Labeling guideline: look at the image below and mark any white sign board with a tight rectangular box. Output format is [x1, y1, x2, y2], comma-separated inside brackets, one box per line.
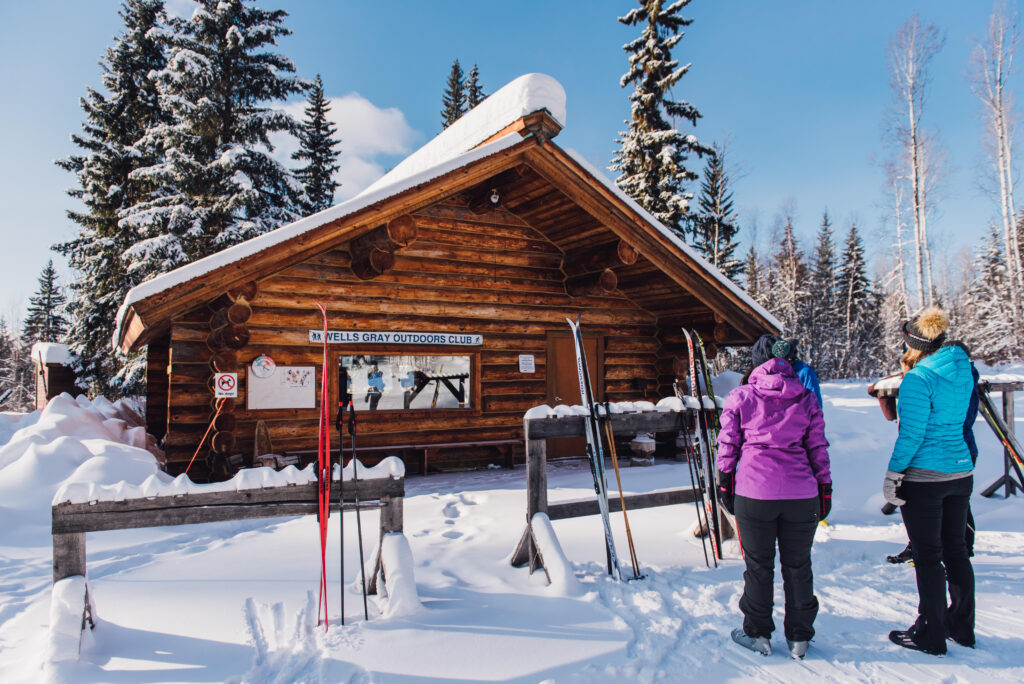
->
[518, 354, 535, 373]
[309, 330, 482, 346]
[246, 366, 316, 410]
[214, 373, 238, 398]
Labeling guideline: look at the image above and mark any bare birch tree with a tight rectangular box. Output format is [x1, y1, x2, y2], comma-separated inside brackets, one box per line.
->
[970, 2, 1023, 335]
[887, 15, 945, 309]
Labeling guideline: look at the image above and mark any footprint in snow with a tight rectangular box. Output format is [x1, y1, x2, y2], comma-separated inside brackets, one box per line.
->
[442, 501, 460, 519]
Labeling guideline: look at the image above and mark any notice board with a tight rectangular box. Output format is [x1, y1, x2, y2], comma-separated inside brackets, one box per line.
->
[246, 366, 316, 410]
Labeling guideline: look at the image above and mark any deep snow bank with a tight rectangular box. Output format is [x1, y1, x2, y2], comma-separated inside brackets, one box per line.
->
[0, 394, 165, 544]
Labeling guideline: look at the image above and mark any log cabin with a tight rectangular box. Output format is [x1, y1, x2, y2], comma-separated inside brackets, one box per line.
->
[113, 74, 781, 480]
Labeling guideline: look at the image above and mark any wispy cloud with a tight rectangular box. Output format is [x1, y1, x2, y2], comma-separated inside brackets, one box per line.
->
[271, 93, 422, 201]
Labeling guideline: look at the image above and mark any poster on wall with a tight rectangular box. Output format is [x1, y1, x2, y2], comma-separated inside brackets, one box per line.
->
[246, 365, 316, 410]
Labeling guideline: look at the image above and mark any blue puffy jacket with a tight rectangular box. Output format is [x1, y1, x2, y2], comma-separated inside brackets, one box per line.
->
[888, 344, 975, 474]
[791, 359, 823, 408]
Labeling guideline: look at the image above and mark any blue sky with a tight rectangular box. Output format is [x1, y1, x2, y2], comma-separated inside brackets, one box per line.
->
[0, 0, 1012, 323]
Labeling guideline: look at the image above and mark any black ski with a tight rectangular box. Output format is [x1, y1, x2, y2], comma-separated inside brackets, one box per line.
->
[567, 315, 622, 580]
[674, 379, 711, 568]
[682, 328, 722, 562]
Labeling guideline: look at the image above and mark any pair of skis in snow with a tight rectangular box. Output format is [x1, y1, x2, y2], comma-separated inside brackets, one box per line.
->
[977, 382, 1024, 496]
[677, 329, 726, 567]
[567, 315, 642, 581]
[314, 302, 369, 630]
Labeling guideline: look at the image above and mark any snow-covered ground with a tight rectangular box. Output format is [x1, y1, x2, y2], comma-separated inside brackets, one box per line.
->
[1, 381, 1023, 683]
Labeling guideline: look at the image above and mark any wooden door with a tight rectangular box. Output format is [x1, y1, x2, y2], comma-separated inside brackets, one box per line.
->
[546, 330, 603, 458]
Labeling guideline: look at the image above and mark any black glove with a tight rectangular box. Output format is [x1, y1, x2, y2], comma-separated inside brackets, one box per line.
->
[717, 469, 735, 516]
[819, 482, 832, 519]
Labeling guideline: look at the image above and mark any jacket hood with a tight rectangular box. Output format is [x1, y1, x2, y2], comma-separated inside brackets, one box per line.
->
[748, 358, 806, 400]
[914, 343, 972, 388]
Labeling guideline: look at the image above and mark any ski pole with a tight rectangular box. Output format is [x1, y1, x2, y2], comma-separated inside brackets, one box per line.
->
[675, 382, 711, 568]
[347, 399, 370, 620]
[313, 301, 332, 630]
[337, 364, 347, 626]
[603, 402, 642, 579]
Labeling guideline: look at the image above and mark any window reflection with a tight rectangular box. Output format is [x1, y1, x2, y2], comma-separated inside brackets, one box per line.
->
[340, 355, 471, 411]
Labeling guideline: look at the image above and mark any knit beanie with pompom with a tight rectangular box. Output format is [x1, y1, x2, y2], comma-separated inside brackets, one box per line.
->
[902, 306, 949, 352]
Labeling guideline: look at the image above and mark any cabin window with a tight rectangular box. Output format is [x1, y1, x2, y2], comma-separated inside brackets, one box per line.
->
[339, 354, 472, 411]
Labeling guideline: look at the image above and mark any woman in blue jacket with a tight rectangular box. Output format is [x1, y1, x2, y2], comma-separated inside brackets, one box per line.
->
[882, 307, 975, 655]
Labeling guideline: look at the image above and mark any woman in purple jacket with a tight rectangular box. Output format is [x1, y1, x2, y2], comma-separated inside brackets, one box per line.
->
[717, 335, 832, 659]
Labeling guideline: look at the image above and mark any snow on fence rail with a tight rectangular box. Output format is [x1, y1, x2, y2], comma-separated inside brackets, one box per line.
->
[50, 466, 409, 659]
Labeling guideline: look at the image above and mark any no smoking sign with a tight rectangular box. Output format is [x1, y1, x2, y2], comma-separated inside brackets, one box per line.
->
[214, 372, 238, 398]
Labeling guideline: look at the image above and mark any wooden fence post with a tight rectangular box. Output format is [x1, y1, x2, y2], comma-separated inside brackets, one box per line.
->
[52, 533, 86, 583]
[510, 418, 547, 570]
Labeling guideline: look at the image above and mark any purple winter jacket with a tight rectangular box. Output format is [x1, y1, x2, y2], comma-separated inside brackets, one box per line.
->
[716, 358, 831, 500]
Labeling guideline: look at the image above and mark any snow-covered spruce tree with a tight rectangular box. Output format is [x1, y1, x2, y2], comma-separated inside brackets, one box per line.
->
[54, 0, 167, 397]
[466, 63, 486, 109]
[124, 0, 307, 288]
[964, 225, 1018, 363]
[21, 261, 69, 347]
[764, 219, 811, 352]
[806, 212, 839, 378]
[743, 244, 766, 304]
[612, 0, 713, 237]
[836, 223, 881, 377]
[0, 318, 35, 413]
[691, 144, 741, 281]
[441, 59, 466, 129]
[293, 74, 341, 214]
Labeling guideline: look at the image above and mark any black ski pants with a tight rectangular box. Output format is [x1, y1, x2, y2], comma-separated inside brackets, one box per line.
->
[899, 476, 975, 651]
[734, 495, 819, 641]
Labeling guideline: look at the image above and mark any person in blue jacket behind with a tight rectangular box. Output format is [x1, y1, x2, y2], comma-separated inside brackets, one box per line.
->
[785, 339, 822, 408]
[882, 307, 976, 655]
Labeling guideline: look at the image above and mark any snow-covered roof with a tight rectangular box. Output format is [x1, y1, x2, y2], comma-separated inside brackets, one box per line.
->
[30, 342, 74, 366]
[361, 73, 566, 195]
[113, 133, 525, 349]
[114, 72, 777, 349]
[113, 74, 569, 350]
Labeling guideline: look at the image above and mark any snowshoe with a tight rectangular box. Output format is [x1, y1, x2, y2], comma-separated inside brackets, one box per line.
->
[786, 639, 809, 660]
[731, 627, 771, 656]
[886, 544, 914, 565]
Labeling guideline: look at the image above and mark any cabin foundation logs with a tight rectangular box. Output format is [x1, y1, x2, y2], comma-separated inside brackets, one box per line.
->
[561, 239, 638, 297]
[206, 285, 254, 476]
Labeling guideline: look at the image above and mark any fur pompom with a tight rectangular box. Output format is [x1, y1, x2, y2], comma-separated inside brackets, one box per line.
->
[915, 306, 949, 340]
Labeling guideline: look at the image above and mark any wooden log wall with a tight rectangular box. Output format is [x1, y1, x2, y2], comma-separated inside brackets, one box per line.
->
[162, 201, 667, 474]
[145, 336, 170, 441]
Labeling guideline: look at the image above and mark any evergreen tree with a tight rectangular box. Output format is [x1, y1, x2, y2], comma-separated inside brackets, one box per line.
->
[122, 0, 307, 287]
[0, 318, 35, 413]
[836, 223, 881, 377]
[807, 212, 839, 378]
[964, 225, 1018, 363]
[21, 261, 69, 346]
[466, 63, 486, 109]
[765, 218, 811, 348]
[440, 59, 466, 128]
[54, 0, 167, 396]
[743, 244, 766, 304]
[293, 74, 341, 213]
[691, 144, 741, 280]
[611, 0, 712, 236]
